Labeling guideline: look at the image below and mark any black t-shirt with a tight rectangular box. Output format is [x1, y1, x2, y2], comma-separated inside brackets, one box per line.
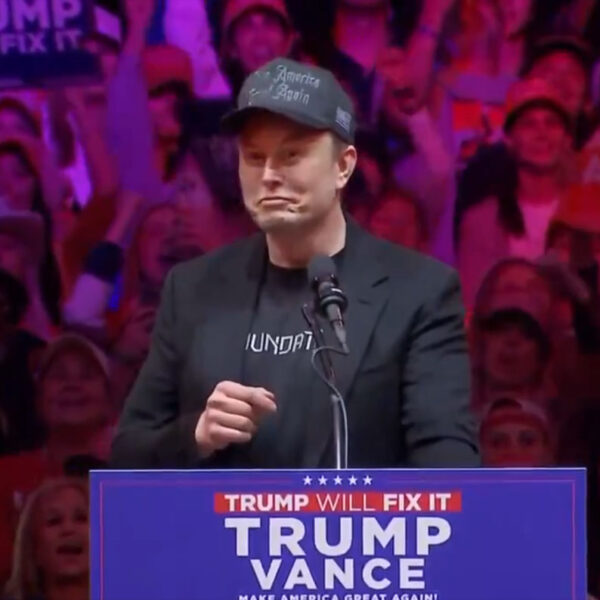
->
[239, 254, 342, 467]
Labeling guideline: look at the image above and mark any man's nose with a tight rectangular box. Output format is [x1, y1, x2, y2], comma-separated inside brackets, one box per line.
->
[261, 160, 283, 189]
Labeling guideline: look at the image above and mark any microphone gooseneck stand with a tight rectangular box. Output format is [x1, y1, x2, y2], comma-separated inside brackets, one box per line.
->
[302, 303, 350, 470]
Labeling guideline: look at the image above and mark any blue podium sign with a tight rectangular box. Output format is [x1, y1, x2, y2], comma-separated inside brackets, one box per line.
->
[90, 468, 586, 600]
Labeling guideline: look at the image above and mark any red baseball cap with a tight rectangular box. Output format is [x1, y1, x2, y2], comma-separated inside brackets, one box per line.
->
[222, 0, 291, 35]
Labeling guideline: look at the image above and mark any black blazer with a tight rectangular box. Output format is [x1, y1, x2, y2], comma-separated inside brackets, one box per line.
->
[111, 220, 479, 469]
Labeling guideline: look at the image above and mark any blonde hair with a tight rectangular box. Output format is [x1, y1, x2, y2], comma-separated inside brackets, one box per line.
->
[3, 478, 89, 600]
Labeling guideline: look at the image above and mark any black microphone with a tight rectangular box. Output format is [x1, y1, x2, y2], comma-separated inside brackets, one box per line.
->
[307, 255, 349, 354]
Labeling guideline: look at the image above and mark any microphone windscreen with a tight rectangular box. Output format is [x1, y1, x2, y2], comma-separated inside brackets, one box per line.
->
[307, 254, 337, 287]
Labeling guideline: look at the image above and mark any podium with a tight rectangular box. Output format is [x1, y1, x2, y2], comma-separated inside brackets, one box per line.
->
[90, 468, 586, 600]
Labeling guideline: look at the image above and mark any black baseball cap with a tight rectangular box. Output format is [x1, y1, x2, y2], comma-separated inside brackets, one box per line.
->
[221, 57, 356, 144]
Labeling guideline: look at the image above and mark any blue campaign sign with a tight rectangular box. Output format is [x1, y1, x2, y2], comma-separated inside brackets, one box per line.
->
[0, 0, 99, 88]
[90, 468, 586, 600]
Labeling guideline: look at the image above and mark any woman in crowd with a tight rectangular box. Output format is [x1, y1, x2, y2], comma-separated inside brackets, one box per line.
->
[0, 334, 112, 582]
[3, 478, 88, 600]
[457, 77, 574, 306]
[479, 397, 555, 467]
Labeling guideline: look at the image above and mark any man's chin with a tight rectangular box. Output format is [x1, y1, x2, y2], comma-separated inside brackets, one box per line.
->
[252, 212, 307, 233]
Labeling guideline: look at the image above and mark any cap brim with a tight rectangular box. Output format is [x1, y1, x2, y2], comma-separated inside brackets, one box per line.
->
[39, 334, 110, 381]
[221, 105, 349, 141]
[504, 99, 573, 133]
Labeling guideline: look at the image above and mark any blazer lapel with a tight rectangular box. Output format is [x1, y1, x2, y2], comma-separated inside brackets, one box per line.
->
[301, 220, 390, 468]
[196, 235, 266, 388]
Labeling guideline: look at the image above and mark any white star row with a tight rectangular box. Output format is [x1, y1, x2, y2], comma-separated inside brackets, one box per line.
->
[303, 475, 373, 486]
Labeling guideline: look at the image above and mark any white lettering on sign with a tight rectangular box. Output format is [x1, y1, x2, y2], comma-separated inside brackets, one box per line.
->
[0, 0, 81, 31]
[224, 517, 452, 592]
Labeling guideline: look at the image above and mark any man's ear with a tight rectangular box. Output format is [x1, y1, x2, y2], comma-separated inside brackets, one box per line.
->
[336, 145, 358, 191]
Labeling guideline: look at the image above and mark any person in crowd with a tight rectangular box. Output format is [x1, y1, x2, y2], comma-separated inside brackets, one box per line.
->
[47, 27, 120, 197]
[0, 334, 113, 583]
[107, 0, 254, 224]
[0, 269, 45, 456]
[179, 0, 302, 143]
[219, 0, 298, 96]
[542, 182, 600, 404]
[326, 0, 397, 122]
[479, 397, 555, 467]
[455, 33, 594, 259]
[311, 1, 456, 242]
[106, 0, 195, 206]
[375, 45, 455, 239]
[458, 77, 574, 306]
[3, 478, 89, 600]
[424, 0, 538, 166]
[408, 0, 569, 265]
[161, 0, 230, 99]
[368, 186, 429, 252]
[63, 187, 211, 405]
[547, 182, 600, 293]
[470, 280, 554, 411]
[0, 199, 58, 340]
[0, 86, 119, 297]
[143, 45, 195, 178]
[471, 253, 600, 417]
[169, 137, 256, 248]
[525, 34, 594, 147]
[108, 38, 194, 200]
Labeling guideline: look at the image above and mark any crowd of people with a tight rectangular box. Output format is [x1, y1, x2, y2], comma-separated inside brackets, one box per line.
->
[1, 0, 600, 597]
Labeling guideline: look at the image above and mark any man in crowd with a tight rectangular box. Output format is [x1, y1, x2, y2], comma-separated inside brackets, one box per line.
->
[111, 57, 478, 470]
[219, 0, 298, 95]
[458, 77, 574, 305]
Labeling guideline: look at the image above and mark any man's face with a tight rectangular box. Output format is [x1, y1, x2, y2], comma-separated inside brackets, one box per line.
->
[508, 107, 570, 173]
[231, 9, 293, 75]
[481, 420, 551, 467]
[238, 113, 356, 233]
[529, 51, 588, 116]
[482, 322, 544, 389]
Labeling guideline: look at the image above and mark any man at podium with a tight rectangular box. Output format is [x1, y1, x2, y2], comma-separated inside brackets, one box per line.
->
[111, 58, 479, 470]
